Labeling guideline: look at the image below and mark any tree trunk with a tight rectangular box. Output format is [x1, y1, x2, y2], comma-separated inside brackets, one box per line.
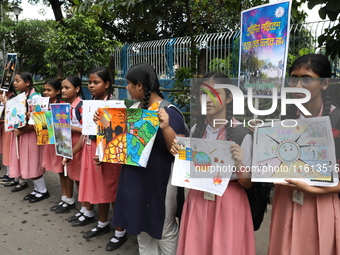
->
[49, 0, 64, 22]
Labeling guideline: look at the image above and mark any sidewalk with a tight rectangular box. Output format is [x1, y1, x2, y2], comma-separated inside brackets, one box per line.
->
[0, 167, 270, 255]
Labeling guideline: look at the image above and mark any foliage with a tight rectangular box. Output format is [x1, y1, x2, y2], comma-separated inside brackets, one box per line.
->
[169, 67, 192, 114]
[44, 13, 119, 77]
[0, 19, 56, 76]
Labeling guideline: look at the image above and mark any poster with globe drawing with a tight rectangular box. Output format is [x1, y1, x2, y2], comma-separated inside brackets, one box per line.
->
[4, 92, 27, 131]
[252, 117, 339, 186]
[96, 108, 160, 167]
[239, 1, 291, 98]
[172, 137, 235, 196]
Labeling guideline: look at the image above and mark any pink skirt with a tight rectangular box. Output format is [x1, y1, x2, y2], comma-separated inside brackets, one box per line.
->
[78, 138, 121, 204]
[268, 185, 340, 255]
[9, 131, 45, 179]
[66, 132, 82, 181]
[2, 129, 12, 166]
[42, 144, 63, 173]
[0, 123, 3, 154]
[177, 181, 256, 255]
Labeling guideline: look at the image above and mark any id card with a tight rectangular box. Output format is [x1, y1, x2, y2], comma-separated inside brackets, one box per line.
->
[292, 190, 304, 205]
[86, 136, 91, 145]
[204, 192, 215, 201]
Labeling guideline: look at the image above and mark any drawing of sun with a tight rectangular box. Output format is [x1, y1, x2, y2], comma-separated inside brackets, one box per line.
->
[255, 122, 332, 181]
[275, 7, 284, 18]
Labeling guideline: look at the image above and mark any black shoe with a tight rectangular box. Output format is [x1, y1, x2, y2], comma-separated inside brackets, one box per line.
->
[1, 177, 14, 184]
[0, 174, 8, 180]
[11, 182, 28, 192]
[29, 191, 50, 203]
[83, 224, 110, 238]
[50, 202, 64, 211]
[105, 233, 127, 251]
[4, 180, 19, 187]
[55, 202, 75, 214]
[71, 215, 95, 227]
[23, 190, 38, 201]
[66, 212, 83, 222]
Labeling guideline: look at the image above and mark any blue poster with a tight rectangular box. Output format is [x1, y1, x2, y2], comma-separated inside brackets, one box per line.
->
[239, 1, 291, 98]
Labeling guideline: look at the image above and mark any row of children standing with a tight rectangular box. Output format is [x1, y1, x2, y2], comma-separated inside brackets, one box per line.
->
[1, 55, 340, 255]
[0, 68, 127, 251]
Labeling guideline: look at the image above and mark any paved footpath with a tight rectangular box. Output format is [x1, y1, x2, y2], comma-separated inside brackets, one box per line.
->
[0, 167, 270, 255]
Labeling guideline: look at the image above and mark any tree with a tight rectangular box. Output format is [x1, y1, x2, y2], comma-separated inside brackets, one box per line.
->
[44, 13, 119, 77]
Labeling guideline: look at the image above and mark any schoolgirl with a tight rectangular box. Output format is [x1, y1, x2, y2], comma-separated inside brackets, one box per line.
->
[9, 72, 49, 203]
[64, 68, 125, 251]
[267, 54, 340, 255]
[50, 76, 83, 213]
[40, 78, 71, 213]
[111, 63, 186, 254]
[171, 73, 255, 255]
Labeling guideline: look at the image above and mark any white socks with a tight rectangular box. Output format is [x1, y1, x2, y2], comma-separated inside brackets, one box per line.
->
[32, 176, 47, 193]
[65, 197, 75, 205]
[78, 209, 94, 221]
[91, 221, 109, 232]
[110, 230, 126, 243]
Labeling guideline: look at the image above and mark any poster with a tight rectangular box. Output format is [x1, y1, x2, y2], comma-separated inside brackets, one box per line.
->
[82, 100, 125, 135]
[1, 53, 18, 91]
[32, 111, 55, 145]
[27, 97, 49, 125]
[252, 117, 339, 186]
[239, 1, 291, 97]
[96, 108, 159, 167]
[4, 92, 27, 131]
[171, 137, 235, 196]
[50, 103, 72, 159]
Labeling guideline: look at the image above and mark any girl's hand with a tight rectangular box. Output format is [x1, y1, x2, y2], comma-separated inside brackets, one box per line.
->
[93, 110, 99, 123]
[93, 155, 102, 166]
[248, 119, 262, 133]
[62, 158, 72, 166]
[230, 143, 243, 167]
[158, 108, 170, 130]
[170, 139, 180, 156]
[13, 128, 26, 136]
[276, 179, 314, 193]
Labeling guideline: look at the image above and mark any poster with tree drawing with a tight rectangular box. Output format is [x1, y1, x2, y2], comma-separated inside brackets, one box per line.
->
[172, 137, 235, 196]
[4, 92, 27, 131]
[252, 117, 339, 186]
[96, 108, 159, 167]
[50, 103, 72, 159]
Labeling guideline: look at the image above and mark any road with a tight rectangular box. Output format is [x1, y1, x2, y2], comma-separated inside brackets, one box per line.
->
[0, 167, 270, 255]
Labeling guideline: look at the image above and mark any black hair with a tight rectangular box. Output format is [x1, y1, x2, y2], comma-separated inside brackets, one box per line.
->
[64, 75, 84, 99]
[88, 67, 113, 99]
[44, 78, 62, 102]
[192, 72, 234, 141]
[126, 63, 163, 109]
[284, 54, 332, 119]
[17, 72, 34, 95]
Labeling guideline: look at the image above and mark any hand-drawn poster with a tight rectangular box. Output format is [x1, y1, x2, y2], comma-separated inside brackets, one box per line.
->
[27, 97, 49, 125]
[96, 108, 159, 167]
[32, 111, 55, 145]
[50, 103, 72, 159]
[82, 100, 125, 135]
[4, 92, 27, 131]
[172, 137, 235, 196]
[1, 53, 18, 91]
[239, 1, 291, 97]
[252, 117, 339, 186]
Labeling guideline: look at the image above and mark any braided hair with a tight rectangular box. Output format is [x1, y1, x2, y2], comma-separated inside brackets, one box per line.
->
[126, 63, 163, 109]
[192, 72, 234, 141]
[88, 67, 114, 99]
[283, 54, 332, 119]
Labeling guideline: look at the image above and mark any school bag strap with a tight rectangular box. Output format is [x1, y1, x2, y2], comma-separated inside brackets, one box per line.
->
[159, 100, 189, 137]
[74, 100, 83, 124]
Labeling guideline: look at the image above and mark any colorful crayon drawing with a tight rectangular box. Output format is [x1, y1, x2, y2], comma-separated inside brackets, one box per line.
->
[27, 97, 49, 125]
[239, 1, 291, 98]
[252, 117, 339, 186]
[96, 108, 159, 167]
[32, 111, 49, 145]
[4, 92, 27, 131]
[45, 111, 55, 144]
[82, 100, 125, 135]
[1, 53, 18, 91]
[172, 137, 234, 196]
[50, 103, 72, 159]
